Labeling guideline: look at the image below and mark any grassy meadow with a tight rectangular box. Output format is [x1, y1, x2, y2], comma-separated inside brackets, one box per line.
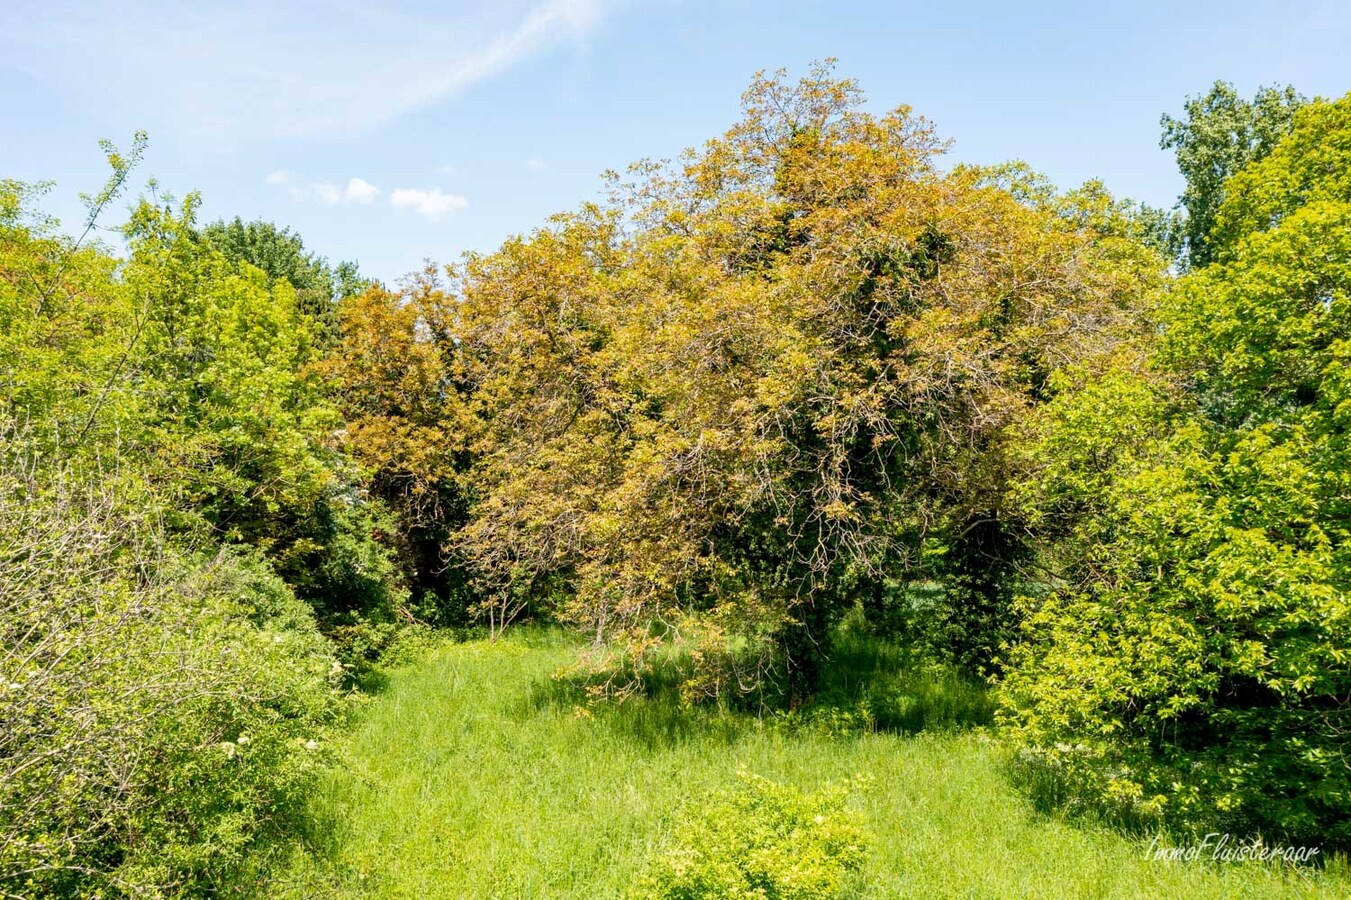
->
[263, 629, 1348, 899]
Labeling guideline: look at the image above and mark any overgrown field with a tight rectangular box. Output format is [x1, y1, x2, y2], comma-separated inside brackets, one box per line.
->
[266, 630, 1348, 898]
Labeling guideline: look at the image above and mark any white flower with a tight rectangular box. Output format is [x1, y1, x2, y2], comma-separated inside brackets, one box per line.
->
[304, 739, 319, 751]
[236, 735, 251, 745]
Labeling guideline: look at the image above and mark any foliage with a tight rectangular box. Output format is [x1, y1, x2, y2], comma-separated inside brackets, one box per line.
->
[0, 174, 143, 456]
[450, 62, 1162, 693]
[316, 270, 472, 623]
[125, 195, 407, 625]
[1210, 94, 1351, 261]
[8, 66, 1351, 895]
[0, 447, 341, 897]
[1160, 80, 1304, 268]
[633, 772, 870, 900]
[0, 154, 385, 896]
[201, 216, 366, 344]
[2, 174, 405, 626]
[1002, 95, 1351, 848]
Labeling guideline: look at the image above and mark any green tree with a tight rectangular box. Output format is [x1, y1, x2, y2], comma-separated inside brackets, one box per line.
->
[1004, 93, 1351, 848]
[0, 139, 149, 458]
[123, 197, 406, 627]
[1210, 93, 1351, 260]
[1160, 80, 1304, 268]
[1, 147, 345, 897]
[200, 216, 366, 345]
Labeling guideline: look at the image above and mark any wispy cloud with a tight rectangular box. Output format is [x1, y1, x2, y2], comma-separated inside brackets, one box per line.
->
[266, 171, 467, 222]
[3, 0, 607, 142]
[526, 157, 550, 173]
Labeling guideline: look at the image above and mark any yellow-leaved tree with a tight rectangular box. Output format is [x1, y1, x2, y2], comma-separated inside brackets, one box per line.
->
[413, 63, 1163, 699]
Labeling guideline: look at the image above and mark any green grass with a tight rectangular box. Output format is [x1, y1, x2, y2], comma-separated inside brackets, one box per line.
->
[264, 628, 1348, 898]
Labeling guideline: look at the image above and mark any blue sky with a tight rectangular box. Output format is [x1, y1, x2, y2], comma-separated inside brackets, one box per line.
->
[2, 0, 1349, 283]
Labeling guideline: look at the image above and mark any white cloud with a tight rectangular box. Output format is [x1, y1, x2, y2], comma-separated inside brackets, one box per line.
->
[344, 177, 382, 204]
[3, 0, 608, 142]
[265, 172, 467, 220]
[526, 157, 550, 173]
[390, 188, 470, 222]
[313, 182, 343, 206]
[267, 172, 384, 206]
[263, 169, 313, 201]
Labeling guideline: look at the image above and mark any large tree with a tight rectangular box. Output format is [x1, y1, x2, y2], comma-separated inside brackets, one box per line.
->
[201, 216, 366, 344]
[1004, 93, 1351, 848]
[448, 64, 1163, 696]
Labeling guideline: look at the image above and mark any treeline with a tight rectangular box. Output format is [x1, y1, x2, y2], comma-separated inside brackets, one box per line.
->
[1, 64, 1347, 895]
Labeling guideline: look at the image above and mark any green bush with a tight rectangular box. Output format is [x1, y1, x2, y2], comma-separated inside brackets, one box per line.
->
[633, 773, 870, 899]
[0, 461, 342, 897]
[1003, 369, 1350, 846]
[1000, 97, 1351, 851]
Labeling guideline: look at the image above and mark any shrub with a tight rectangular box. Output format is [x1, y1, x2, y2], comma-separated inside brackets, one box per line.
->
[633, 773, 870, 899]
[0, 458, 342, 897]
[1003, 365, 1351, 847]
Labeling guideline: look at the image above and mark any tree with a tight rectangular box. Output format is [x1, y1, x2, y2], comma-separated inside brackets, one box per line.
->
[317, 270, 473, 622]
[1160, 80, 1304, 269]
[451, 63, 1162, 694]
[0, 139, 148, 459]
[1, 149, 344, 897]
[1209, 93, 1351, 260]
[1004, 93, 1351, 848]
[200, 216, 366, 345]
[122, 197, 406, 626]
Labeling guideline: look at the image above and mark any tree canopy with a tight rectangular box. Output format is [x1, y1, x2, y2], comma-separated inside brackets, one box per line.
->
[1159, 80, 1305, 268]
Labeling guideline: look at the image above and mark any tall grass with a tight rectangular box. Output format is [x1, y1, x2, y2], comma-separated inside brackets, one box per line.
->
[264, 628, 1348, 898]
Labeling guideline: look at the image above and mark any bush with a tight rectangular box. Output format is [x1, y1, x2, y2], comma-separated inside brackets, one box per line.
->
[0, 459, 342, 897]
[633, 773, 870, 899]
[1003, 367, 1351, 848]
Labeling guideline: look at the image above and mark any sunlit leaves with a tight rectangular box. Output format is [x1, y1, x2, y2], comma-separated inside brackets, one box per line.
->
[451, 63, 1162, 689]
